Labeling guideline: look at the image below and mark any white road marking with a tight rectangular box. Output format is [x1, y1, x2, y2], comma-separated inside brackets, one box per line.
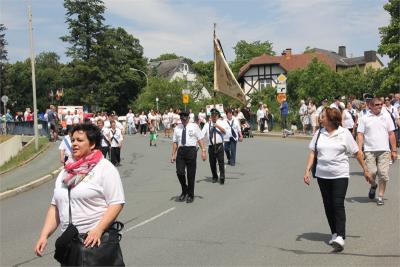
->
[124, 207, 176, 233]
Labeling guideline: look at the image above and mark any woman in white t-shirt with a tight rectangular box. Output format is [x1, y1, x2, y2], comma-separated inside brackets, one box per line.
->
[304, 107, 371, 253]
[342, 101, 357, 138]
[162, 110, 171, 138]
[139, 111, 148, 135]
[35, 123, 125, 265]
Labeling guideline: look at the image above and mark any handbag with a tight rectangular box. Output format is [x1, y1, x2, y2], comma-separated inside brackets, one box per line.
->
[69, 221, 125, 266]
[311, 129, 321, 178]
[54, 187, 79, 264]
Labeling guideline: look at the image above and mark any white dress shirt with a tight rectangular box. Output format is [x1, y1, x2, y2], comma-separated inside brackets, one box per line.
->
[173, 123, 202, 147]
[202, 120, 226, 145]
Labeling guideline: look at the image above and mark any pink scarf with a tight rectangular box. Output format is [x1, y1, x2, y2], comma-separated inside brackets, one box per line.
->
[63, 149, 104, 188]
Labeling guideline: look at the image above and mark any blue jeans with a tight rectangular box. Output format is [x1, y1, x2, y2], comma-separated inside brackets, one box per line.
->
[224, 139, 237, 165]
[128, 122, 135, 134]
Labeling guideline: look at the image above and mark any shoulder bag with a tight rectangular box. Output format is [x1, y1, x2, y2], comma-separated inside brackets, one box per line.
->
[54, 187, 125, 266]
[311, 129, 322, 178]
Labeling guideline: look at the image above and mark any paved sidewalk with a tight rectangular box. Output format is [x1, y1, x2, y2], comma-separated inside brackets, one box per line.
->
[0, 141, 62, 193]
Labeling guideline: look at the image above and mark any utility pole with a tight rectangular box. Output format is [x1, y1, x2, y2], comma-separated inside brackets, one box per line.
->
[28, 5, 39, 151]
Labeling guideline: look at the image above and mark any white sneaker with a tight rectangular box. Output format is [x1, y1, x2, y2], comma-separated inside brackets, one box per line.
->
[328, 233, 337, 245]
[331, 236, 345, 252]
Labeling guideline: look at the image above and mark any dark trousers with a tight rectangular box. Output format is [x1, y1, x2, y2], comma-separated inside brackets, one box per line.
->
[100, 146, 110, 159]
[209, 144, 225, 180]
[259, 118, 265, 132]
[111, 147, 121, 165]
[176, 147, 197, 197]
[281, 114, 287, 130]
[140, 124, 147, 135]
[224, 139, 237, 165]
[317, 178, 348, 238]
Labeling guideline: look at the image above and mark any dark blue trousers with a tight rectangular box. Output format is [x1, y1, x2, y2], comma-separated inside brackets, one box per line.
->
[224, 139, 237, 166]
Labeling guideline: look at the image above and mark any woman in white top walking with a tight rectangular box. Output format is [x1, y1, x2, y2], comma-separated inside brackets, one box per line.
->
[304, 107, 371, 252]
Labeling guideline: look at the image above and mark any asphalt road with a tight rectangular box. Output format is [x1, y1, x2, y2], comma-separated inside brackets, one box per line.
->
[0, 134, 399, 266]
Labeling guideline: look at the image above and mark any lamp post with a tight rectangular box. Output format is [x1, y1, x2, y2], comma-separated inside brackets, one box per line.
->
[130, 67, 148, 89]
[155, 97, 159, 111]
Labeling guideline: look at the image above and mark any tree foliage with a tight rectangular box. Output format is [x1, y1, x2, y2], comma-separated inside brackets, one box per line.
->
[231, 40, 275, 76]
[0, 24, 8, 107]
[61, 0, 106, 61]
[378, 0, 400, 94]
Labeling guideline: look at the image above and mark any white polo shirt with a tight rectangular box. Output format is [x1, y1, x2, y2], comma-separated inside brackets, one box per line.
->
[65, 115, 73, 126]
[343, 109, 356, 129]
[139, 115, 147, 125]
[126, 112, 134, 124]
[173, 122, 202, 147]
[51, 158, 125, 233]
[202, 120, 226, 145]
[72, 114, 80, 124]
[309, 127, 359, 179]
[357, 110, 394, 152]
[109, 128, 123, 147]
[224, 118, 241, 142]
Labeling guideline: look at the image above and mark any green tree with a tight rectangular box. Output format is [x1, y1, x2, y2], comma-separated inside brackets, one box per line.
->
[150, 53, 180, 62]
[378, 0, 400, 94]
[61, 0, 106, 61]
[231, 40, 275, 76]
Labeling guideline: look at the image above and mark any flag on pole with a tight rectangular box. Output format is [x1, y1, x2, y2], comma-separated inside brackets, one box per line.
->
[213, 37, 246, 105]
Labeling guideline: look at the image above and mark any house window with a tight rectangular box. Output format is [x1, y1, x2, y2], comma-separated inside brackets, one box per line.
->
[259, 79, 271, 89]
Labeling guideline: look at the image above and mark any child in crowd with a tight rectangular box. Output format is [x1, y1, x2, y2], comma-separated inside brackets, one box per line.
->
[290, 121, 298, 135]
[149, 119, 157, 147]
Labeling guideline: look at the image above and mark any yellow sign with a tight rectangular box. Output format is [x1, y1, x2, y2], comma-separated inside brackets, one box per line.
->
[277, 73, 287, 83]
[182, 94, 189, 104]
[276, 93, 286, 103]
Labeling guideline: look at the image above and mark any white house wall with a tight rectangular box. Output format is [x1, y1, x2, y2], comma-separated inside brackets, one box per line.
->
[241, 65, 286, 97]
[171, 72, 197, 83]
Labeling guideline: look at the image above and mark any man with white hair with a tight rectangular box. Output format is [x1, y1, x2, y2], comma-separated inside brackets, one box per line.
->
[299, 100, 308, 134]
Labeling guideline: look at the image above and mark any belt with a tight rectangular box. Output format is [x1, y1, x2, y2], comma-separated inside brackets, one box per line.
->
[209, 143, 223, 146]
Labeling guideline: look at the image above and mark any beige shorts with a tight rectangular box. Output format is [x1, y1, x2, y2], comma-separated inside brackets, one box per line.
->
[364, 151, 390, 182]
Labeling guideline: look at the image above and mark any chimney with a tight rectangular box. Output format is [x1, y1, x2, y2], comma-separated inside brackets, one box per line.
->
[282, 48, 292, 59]
[364, 50, 376, 62]
[338, 46, 346, 57]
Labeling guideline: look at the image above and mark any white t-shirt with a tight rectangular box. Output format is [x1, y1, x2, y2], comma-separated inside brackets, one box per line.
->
[126, 112, 134, 123]
[104, 120, 111, 129]
[224, 118, 241, 141]
[342, 109, 356, 129]
[65, 115, 73, 126]
[173, 114, 181, 125]
[59, 136, 73, 158]
[72, 114, 80, 124]
[167, 112, 174, 123]
[51, 158, 125, 233]
[189, 113, 195, 123]
[198, 112, 206, 123]
[299, 104, 307, 116]
[109, 128, 123, 147]
[309, 127, 359, 179]
[139, 115, 147, 125]
[173, 123, 203, 147]
[201, 120, 226, 145]
[100, 127, 110, 147]
[162, 114, 169, 124]
[357, 110, 395, 152]
[237, 111, 245, 120]
[256, 109, 265, 121]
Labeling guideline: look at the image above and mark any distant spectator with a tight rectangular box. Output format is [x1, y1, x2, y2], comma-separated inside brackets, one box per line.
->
[280, 98, 289, 132]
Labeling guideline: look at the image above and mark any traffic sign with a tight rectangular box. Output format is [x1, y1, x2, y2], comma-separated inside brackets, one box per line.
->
[1, 95, 8, 104]
[276, 84, 286, 94]
[182, 94, 189, 104]
[277, 73, 287, 83]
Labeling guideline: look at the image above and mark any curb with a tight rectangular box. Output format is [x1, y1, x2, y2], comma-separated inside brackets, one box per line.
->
[0, 141, 52, 176]
[253, 132, 312, 140]
[0, 166, 63, 200]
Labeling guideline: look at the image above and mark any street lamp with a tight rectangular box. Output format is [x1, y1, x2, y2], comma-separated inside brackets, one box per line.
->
[155, 97, 159, 111]
[130, 67, 148, 89]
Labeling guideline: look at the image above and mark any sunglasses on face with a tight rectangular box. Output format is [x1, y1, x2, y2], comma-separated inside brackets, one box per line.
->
[374, 103, 383, 106]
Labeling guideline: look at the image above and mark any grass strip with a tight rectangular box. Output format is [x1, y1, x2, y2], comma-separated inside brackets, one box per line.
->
[0, 137, 49, 173]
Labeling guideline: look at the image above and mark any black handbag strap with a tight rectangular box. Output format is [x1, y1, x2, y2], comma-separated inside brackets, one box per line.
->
[68, 187, 72, 224]
[314, 129, 321, 155]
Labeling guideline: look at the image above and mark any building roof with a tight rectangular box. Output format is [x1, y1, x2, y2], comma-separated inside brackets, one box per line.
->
[150, 58, 192, 80]
[238, 52, 336, 79]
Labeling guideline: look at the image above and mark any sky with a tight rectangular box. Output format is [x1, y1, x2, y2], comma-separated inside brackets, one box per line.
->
[0, 0, 391, 65]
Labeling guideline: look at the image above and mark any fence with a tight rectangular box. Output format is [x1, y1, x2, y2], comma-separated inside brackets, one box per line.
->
[0, 121, 50, 136]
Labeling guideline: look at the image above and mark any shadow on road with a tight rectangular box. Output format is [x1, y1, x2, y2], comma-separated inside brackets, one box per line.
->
[346, 196, 373, 203]
[296, 232, 361, 245]
[276, 247, 400, 257]
[170, 195, 204, 202]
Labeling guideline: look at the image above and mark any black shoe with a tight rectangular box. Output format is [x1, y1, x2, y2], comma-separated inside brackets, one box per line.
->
[178, 193, 187, 202]
[220, 178, 225, 184]
[186, 196, 194, 203]
[212, 177, 218, 183]
[369, 185, 377, 199]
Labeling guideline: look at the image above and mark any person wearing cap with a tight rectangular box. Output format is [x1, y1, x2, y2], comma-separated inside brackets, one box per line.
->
[202, 108, 227, 184]
[359, 93, 373, 119]
[171, 111, 207, 203]
[224, 109, 243, 166]
[330, 96, 343, 111]
[357, 97, 397, 206]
